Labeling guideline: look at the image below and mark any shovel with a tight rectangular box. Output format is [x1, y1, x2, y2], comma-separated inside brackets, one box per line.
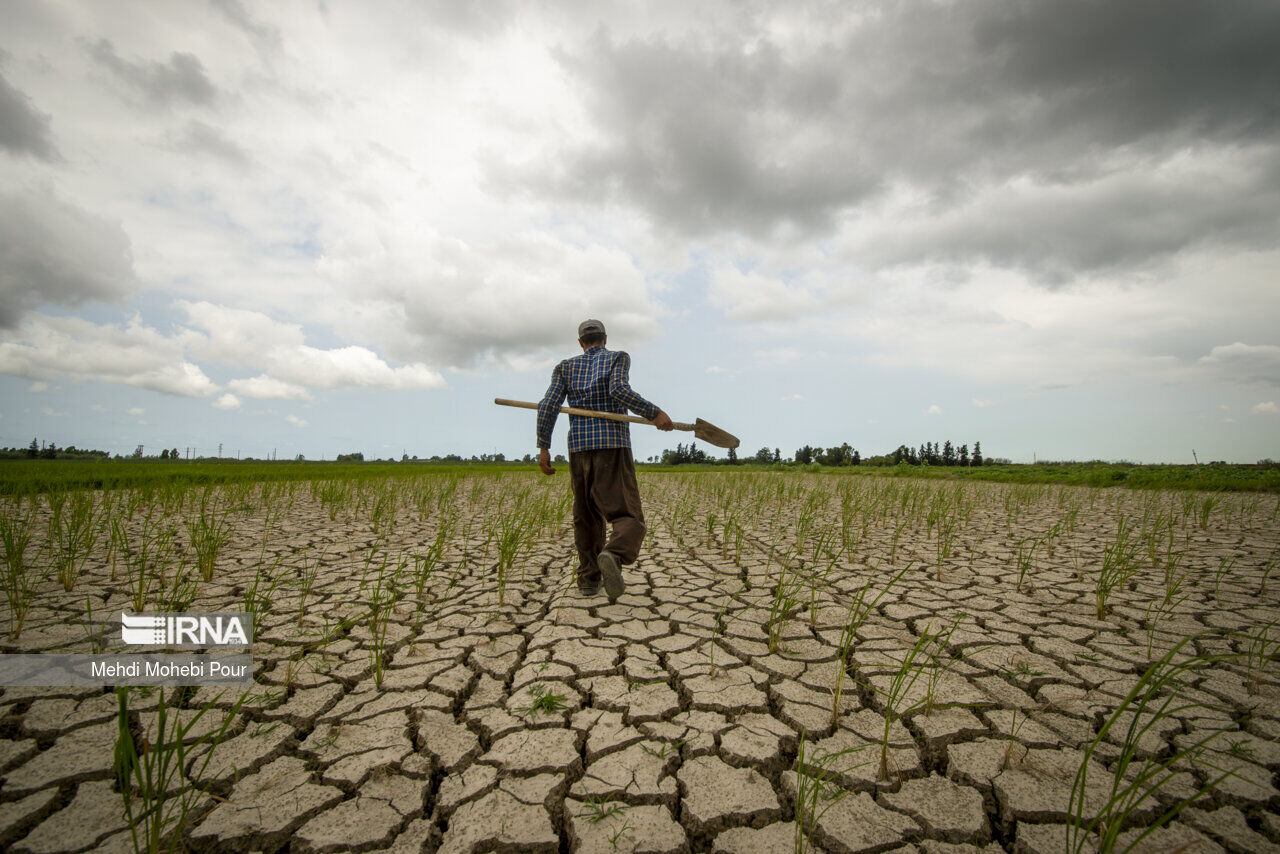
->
[494, 398, 740, 449]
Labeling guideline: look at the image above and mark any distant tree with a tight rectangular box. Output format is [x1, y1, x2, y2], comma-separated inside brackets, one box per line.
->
[161, 448, 170, 459]
[852, 449, 861, 466]
[554, 454, 566, 463]
[39, 443, 57, 460]
[171, 448, 179, 459]
[336, 452, 364, 462]
[727, 447, 737, 464]
[942, 440, 956, 466]
[959, 444, 970, 466]
[754, 446, 773, 464]
[28, 438, 38, 458]
[972, 441, 984, 466]
[132, 445, 144, 459]
[795, 446, 814, 465]
[773, 448, 781, 463]
[296, 454, 305, 461]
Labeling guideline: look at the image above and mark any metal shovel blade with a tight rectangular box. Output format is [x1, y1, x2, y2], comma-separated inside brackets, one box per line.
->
[693, 418, 740, 449]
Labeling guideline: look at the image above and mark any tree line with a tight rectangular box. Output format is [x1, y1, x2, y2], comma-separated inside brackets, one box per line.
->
[655, 440, 989, 467]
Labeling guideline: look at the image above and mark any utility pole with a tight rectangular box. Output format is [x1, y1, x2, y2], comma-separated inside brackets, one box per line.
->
[218, 442, 223, 458]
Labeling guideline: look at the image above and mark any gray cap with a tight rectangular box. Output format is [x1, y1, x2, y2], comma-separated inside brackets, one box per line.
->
[578, 318, 606, 338]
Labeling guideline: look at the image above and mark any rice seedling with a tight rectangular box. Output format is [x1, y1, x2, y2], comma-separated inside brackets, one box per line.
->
[114, 685, 246, 854]
[1066, 633, 1238, 854]
[52, 490, 102, 591]
[1212, 554, 1236, 602]
[766, 550, 806, 654]
[793, 729, 868, 854]
[154, 555, 199, 614]
[121, 517, 180, 613]
[1014, 537, 1036, 593]
[578, 793, 627, 823]
[293, 546, 323, 624]
[1143, 566, 1189, 660]
[1262, 551, 1279, 596]
[185, 504, 231, 582]
[362, 547, 406, 688]
[1240, 617, 1278, 694]
[830, 566, 907, 728]
[1196, 491, 1222, 529]
[1095, 515, 1140, 620]
[514, 683, 568, 717]
[865, 629, 936, 781]
[918, 614, 970, 715]
[0, 499, 37, 637]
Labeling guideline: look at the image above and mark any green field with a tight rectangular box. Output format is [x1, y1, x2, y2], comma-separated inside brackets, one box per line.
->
[1, 457, 1277, 495]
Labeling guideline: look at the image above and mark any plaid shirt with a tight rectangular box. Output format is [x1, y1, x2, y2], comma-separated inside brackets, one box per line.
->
[537, 345, 660, 452]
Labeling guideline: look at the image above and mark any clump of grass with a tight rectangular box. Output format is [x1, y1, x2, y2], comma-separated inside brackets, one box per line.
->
[515, 683, 568, 717]
[185, 504, 231, 582]
[579, 793, 626, 823]
[0, 499, 37, 637]
[830, 566, 907, 728]
[1066, 633, 1238, 854]
[793, 729, 867, 854]
[1240, 617, 1278, 694]
[114, 686, 246, 854]
[1095, 515, 1140, 620]
[52, 491, 102, 591]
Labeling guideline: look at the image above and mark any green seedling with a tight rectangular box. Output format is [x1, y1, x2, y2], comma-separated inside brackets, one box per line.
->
[0, 500, 37, 637]
[1096, 515, 1140, 620]
[793, 729, 868, 854]
[1213, 555, 1236, 602]
[1240, 617, 1278, 694]
[114, 685, 246, 854]
[53, 491, 101, 592]
[579, 793, 627, 823]
[830, 566, 907, 728]
[185, 506, 231, 582]
[1066, 633, 1238, 854]
[515, 683, 568, 717]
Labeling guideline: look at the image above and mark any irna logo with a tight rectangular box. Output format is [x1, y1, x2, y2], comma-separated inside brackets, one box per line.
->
[120, 612, 253, 648]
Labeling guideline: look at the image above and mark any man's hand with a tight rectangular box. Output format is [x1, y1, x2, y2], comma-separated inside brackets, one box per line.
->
[652, 410, 675, 431]
[538, 448, 556, 475]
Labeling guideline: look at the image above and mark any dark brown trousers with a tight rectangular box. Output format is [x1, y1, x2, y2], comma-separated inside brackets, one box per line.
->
[569, 447, 646, 583]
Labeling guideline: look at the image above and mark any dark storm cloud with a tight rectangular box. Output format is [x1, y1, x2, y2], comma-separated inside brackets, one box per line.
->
[0, 72, 59, 160]
[0, 190, 136, 328]
[88, 39, 218, 107]
[493, 0, 1280, 272]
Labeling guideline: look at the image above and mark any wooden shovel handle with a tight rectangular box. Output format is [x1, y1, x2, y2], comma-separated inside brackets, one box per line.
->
[494, 398, 693, 431]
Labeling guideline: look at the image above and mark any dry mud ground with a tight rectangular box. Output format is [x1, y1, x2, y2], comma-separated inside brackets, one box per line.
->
[1, 472, 1279, 853]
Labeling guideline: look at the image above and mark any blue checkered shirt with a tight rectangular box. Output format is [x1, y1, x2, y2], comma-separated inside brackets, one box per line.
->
[537, 346, 660, 452]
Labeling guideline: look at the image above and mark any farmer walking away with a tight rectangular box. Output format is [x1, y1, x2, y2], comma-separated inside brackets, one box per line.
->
[537, 319, 674, 601]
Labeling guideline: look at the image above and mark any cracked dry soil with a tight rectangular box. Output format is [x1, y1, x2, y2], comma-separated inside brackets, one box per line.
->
[2, 471, 1279, 853]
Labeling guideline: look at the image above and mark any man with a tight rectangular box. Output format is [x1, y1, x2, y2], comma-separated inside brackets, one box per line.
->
[537, 319, 673, 601]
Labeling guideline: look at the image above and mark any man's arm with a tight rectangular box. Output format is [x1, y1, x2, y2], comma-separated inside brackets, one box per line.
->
[609, 352, 673, 429]
[536, 362, 567, 451]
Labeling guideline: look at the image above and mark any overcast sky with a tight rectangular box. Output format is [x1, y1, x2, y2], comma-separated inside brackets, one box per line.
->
[2, 0, 1278, 464]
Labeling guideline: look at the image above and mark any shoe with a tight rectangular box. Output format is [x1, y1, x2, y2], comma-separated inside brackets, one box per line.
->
[577, 580, 600, 596]
[598, 551, 624, 603]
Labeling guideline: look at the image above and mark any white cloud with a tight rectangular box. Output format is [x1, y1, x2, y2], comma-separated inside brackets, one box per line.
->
[127, 406, 144, 416]
[40, 406, 68, 417]
[709, 266, 818, 322]
[1253, 401, 1278, 415]
[28, 381, 48, 393]
[0, 314, 217, 397]
[924, 404, 942, 415]
[285, 413, 308, 427]
[1199, 343, 1280, 387]
[971, 398, 994, 408]
[226, 375, 312, 402]
[212, 393, 241, 410]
